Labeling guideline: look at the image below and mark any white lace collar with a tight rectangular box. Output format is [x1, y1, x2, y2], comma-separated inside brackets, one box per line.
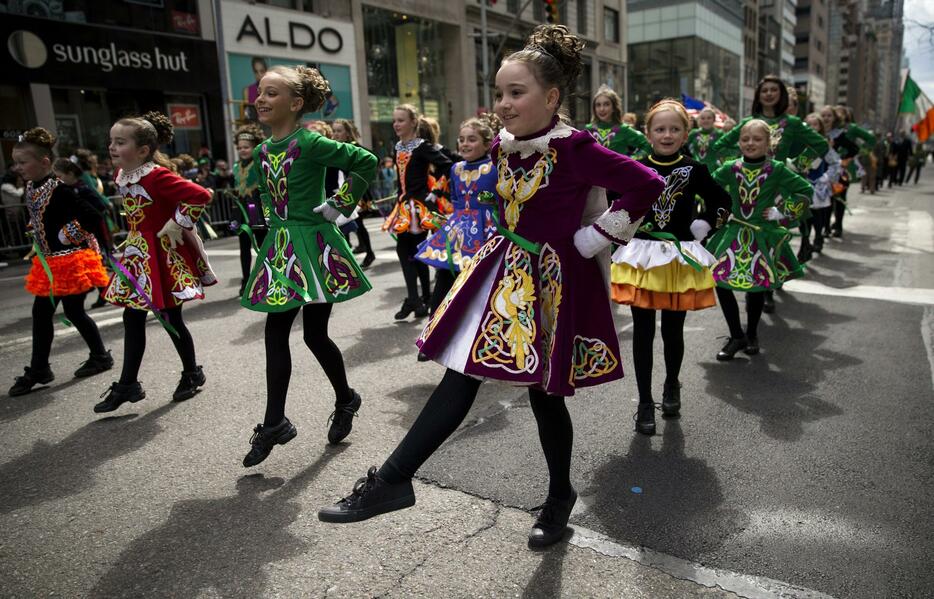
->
[116, 162, 159, 186]
[498, 121, 575, 159]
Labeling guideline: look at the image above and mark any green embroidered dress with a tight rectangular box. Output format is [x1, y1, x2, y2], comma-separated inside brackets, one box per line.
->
[686, 128, 723, 173]
[712, 114, 829, 163]
[241, 128, 377, 312]
[707, 158, 813, 292]
[584, 122, 652, 158]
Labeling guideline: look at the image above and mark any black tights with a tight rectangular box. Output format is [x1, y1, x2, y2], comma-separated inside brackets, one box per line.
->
[379, 369, 574, 499]
[31, 293, 106, 369]
[429, 268, 456, 315]
[238, 229, 268, 281]
[716, 288, 765, 340]
[263, 303, 351, 426]
[355, 215, 373, 256]
[630, 307, 686, 405]
[119, 306, 196, 384]
[832, 188, 848, 234]
[395, 232, 430, 301]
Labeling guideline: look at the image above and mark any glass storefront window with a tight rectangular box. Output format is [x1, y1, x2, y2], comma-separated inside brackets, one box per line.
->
[5, 0, 202, 36]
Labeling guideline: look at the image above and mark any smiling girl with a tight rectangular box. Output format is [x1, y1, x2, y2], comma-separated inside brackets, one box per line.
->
[96, 111, 216, 413]
[9, 128, 112, 397]
[585, 85, 651, 158]
[707, 119, 813, 360]
[610, 99, 731, 435]
[239, 65, 376, 467]
[686, 107, 722, 174]
[319, 25, 663, 548]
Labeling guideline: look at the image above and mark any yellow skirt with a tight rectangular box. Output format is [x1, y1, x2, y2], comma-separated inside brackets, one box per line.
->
[610, 260, 716, 311]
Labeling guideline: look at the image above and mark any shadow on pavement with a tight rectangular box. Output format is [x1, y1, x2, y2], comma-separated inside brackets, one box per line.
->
[0, 403, 178, 514]
[701, 292, 856, 442]
[521, 541, 570, 598]
[90, 445, 347, 598]
[585, 421, 746, 559]
[341, 321, 424, 367]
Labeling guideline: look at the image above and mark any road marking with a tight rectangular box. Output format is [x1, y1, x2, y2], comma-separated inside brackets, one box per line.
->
[784, 280, 934, 305]
[568, 523, 835, 599]
[0, 314, 138, 349]
[890, 210, 934, 255]
[923, 307, 934, 392]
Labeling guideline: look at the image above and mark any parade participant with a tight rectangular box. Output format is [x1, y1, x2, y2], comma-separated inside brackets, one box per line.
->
[94, 111, 216, 413]
[232, 123, 268, 295]
[52, 158, 112, 255]
[414, 112, 501, 357]
[799, 113, 841, 255]
[74, 149, 116, 308]
[332, 119, 377, 269]
[686, 107, 722, 174]
[585, 85, 651, 158]
[823, 105, 875, 238]
[713, 76, 826, 314]
[623, 112, 638, 127]
[707, 119, 812, 360]
[9, 128, 112, 397]
[610, 99, 731, 435]
[382, 104, 454, 321]
[319, 25, 664, 548]
[239, 65, 376, 466]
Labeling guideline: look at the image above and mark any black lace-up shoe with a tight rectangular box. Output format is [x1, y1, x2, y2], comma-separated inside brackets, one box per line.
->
[661, 381, 681, 417]
[327, 390, 361, 444]
[94, 382, 145, 413]
[634, 402, 657, 436]
[317, 466, 415, 523]
[8, 366, 54, 397]
[394, 298, 417, 320]
[173, 366, 205, 402]
[413, 298, 429, 318]
[528, 488, 578, 549]
[744, 337, 760, 355]
[74, 350, 114, 378]
[243, 418, 297, 467]
[716, 337, 748, 361]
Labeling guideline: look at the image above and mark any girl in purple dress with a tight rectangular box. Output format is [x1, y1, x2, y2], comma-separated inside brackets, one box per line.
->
[318, 25, 664, 548]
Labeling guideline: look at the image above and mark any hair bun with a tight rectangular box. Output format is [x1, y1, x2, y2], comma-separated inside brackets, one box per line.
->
[141, 111, 174, 145]
[525, 24, 584, 92]
[294, 65, 331, 113]
[22, 127, 56, 150]
[478, 112, 503, 136]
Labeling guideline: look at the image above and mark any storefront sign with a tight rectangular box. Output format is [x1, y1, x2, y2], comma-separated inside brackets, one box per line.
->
[171, 10, 200, 35]
[168, 104, 202, 130]
[2, 14, 219, 90]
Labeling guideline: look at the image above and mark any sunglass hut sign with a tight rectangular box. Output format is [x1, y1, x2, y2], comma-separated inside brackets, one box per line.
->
[52, 43, 190, 72]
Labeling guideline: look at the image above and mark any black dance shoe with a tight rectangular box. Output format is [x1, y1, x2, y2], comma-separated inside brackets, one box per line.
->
[661, 381, 681, 417]
[243, 417, 298, 467]
[744, 337, 760, 355]
[394, 298, 418, 320]
[528, 488, 578, 549]
[327, 390, 362, 444]
[417, 352, 430, 362]
[94, 381, 145, 413]
[633, 402, 656, 436]
[317, 466, 416, 523]
[173, 366, 206, 402]
[74, 350, 114, 378]
[762, 292, 775, 314]
[716, 337, 748, 361]
[414, 298, 429, 318]
[361, 253, 376, 269]
[353, 245, 367, 255]
[9, 366, 54, 397]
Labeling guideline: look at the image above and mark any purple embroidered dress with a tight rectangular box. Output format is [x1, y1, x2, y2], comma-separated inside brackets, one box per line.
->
[416, 119, 664, 396]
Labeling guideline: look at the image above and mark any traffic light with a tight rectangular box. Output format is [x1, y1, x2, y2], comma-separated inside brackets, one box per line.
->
[543, 0, 559, 23]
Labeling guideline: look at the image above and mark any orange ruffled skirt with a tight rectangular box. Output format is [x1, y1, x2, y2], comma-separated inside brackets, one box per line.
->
[25, 248, 109, 297]
[610, 238, 717, 311]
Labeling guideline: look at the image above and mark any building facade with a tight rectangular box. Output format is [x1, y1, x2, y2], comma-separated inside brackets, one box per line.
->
[627, 0, 744, 119]
[742, 0, 760, 115]
[792, 0, 828, 114]
[1, 0, 224, 172]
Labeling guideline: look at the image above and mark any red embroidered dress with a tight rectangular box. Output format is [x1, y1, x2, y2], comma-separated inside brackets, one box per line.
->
[104, 162, 216, 310]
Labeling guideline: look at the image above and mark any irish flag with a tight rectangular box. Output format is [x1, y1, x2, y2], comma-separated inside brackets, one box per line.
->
[899, 74, 934, 142]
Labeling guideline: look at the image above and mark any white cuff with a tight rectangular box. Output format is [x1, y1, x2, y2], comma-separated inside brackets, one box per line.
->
[573, 225, 611, 259]
[689, 219, 712, 241]
[765, 207, 784, 222]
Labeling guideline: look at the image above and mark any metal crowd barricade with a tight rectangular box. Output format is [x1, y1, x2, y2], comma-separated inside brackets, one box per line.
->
[0, 204, 31, 255]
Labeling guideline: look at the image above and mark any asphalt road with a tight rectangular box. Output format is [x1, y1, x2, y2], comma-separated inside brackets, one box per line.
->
[0, 171, 931, 598]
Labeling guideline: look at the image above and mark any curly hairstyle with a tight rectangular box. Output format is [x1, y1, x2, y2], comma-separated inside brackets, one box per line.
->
[591, 85, 623, 126]
[115, 111, 174, 170]
[175, 153, 196, 173]
[460, 112, 502, 146]
[503, 24, 585, 110]
[644, 98, 691, 132]
[267, 64, 331, 116]
[235, 122, 265, 147]
[74, 148, 98, 171]
[751, 75, 789, 116]
[52, 157, 83, 179]
[15, 127, 56, 160]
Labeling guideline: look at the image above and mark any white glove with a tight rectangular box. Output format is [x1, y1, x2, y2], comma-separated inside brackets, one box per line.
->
[689, 219, 712, 241]
[157, 219, 185, 248]
[57, 230, 72, 246]
[314, 202, 343, 223]
[335, 207, 360, 227]
[765, 207, 784, 222]
[573, 225, 611, 259]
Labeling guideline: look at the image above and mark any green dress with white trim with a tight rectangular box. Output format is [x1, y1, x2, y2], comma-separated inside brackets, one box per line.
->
[241, 127, 377, 312]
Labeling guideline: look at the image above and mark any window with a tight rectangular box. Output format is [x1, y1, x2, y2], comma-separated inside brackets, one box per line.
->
[578, 0, 588, 36]
[818, 16, 824, 28]
[604, 7, 620, 43]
